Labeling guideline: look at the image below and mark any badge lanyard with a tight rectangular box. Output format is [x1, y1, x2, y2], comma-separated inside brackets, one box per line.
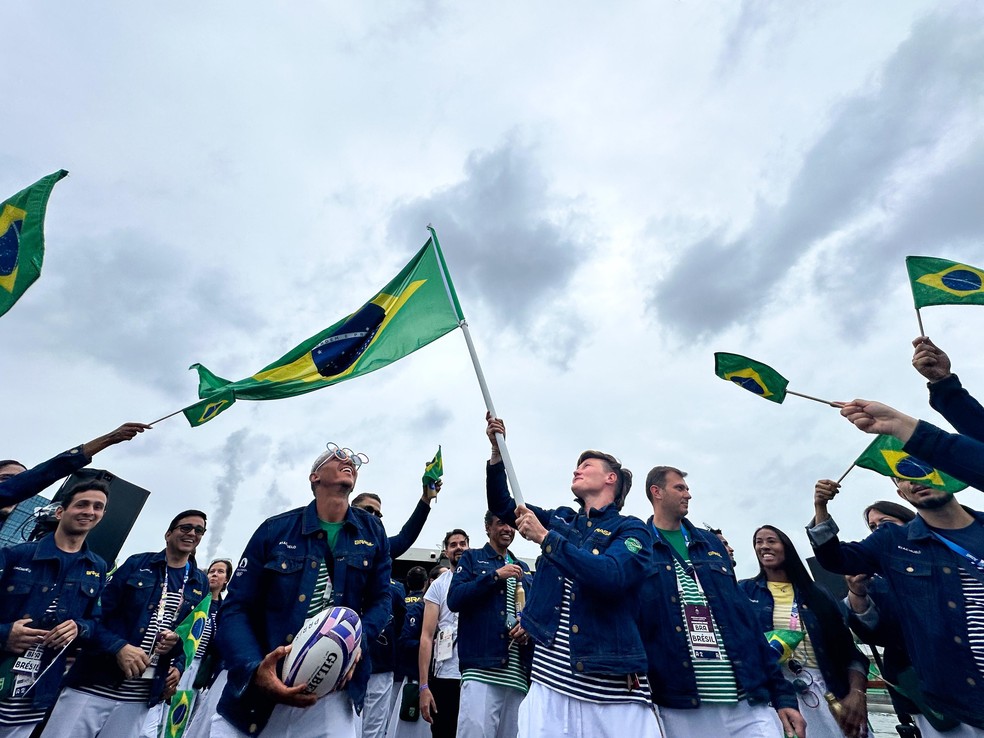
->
[145, 562, 190, 675]
[932, 532, 984, 573]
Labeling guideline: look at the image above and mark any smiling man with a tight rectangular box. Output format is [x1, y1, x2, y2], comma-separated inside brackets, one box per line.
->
[41, 509, 209, 737]
[212, 442, 391, 738]
[0, 480, 110, 738]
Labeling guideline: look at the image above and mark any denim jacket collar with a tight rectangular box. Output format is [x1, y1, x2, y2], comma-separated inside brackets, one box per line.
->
[300, 498, 363, 535]
[907, 508, 984, 541]
[30, 533, 99, 565]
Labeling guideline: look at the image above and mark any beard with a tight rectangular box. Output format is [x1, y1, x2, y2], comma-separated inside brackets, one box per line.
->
[910, 493, 952, 510]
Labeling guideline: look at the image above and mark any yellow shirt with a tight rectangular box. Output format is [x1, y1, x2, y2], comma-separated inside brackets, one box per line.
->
[767, 581, 818, 668]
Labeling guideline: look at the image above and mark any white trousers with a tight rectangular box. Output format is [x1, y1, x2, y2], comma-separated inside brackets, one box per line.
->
[184, 670, 229, 738]
[914, 715, 984, 738]
[517, 682, 661, 738]
[41, 687, 150, 738]
[0, 725, 36, 738]
[209, 690, 356, 738]
[359, 672, 394, 738]
[659, 701, 782, 738]
[457, 680, 525, 738]
[385, 678, 432, 738]
[786, 665, 849, 738]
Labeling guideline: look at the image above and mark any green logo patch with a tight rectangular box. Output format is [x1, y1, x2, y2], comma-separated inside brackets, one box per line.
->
[624, 537, 642, 554]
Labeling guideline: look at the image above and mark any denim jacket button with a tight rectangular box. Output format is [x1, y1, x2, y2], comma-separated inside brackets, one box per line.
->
[954, 636, 963, 644]
[575, 662, 584, 671]
[968, 677, 976, 686]
[591, 549, 599, 555]
[942, 566, 952, 574]
[545, 545, 552, 553]
[587, 521, 593, 528]
[311, 561, 318, 569]
[675, 626, 682, 632]
[299, 594, 307, 602]
[571, 625, 579, 634]
[905, 566, 914, 573]
[948, 601, 957, 609]
[286, 633, 294, 643]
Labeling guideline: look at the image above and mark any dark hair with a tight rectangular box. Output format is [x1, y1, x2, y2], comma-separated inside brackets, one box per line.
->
[442, 528, 469, 549]
[862, 500, 915, 528]
[577, 450, 633, 510]
[208, 558, 234, 580]
[60, 479, 111, 509]
[704, 524, 723, 535]
[168, 509, 208, 531]
[645, 465, 686, 503]
[352, 492, 381, 506]
[406, 566, 428, 591]
[429, 564, 448, 580]
[0, 459, 25, 470]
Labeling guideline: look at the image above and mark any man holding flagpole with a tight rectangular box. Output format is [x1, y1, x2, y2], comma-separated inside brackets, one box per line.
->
[484, 415, 660, 738]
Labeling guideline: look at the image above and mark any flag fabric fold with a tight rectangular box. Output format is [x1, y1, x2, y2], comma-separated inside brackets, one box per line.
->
[174, 594, 212, 670]
[765, 629, 804, 664]
[164, 689, 194, 738]
[422, 446, 443, 487]
[0, 170, 68, 318]
[185, 231, 464, 425]
[854, 434, 968, 493]
[906, 256, 984, 308]
[714, 352, 789, 404]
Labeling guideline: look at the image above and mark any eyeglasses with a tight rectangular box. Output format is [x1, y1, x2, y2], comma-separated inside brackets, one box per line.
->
[316, 442, 369, 471]
[355, 504, 383, 519]
[787, 659, 820, 708]
[173, 524, 207, 536]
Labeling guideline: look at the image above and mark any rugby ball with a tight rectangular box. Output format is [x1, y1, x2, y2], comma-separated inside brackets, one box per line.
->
[281, 606, 363, 698]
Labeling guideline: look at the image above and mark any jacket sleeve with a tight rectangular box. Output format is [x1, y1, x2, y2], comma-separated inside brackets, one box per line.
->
[807, 518, 885, 576]
[928, 374, 984, 443]
[399, 600, 424, 652]
[357, 525, 393, 645]
[0, 446, 91, 508]
[903, 420, 984, 490]
[487, 461, 518, 525]
[388, 499, 431, 559]
[447, 550, 499, 613]
[90, 555, 138, 656]
[540, 517, 653, 595]
[0, 546, 14, 649]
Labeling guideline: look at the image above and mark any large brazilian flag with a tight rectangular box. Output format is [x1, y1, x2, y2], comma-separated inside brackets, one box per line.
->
[906, 256, 984, 308]
[854, 434, 968, 493]
[0, 170, 68, 318]
[713, 352, 789, 404]
[184, 228, 464, 426]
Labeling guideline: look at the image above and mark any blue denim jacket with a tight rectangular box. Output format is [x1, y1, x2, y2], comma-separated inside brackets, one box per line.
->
[216, 501, 392, 736]
[0, 445, 90, 509]
[447, 543, 534, 673]
[369, 580, 406, 675]
[809, 511, 984, 728]
[904, 420, 984, 491]
[0, 535, 106, 708]
[486, 461, 652, 674]
[928, 374, 984, 440]
[396, 591, 424, 681]
[738, 574, 868, 699]
[639, 519, 798, 711]
[65, 549, 208, 704]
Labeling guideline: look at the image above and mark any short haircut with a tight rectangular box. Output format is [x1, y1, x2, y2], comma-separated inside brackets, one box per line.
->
[168, 509, 208, 531]
[443, 528, 469, 549]
[862, 500, 916, 527]
[208, 558, 234, 579]
[0, 459, 25, 470]
[352, 492, 381, 506]
[645, 465, 687, 503]
[577, 450, 633, 510]
[406, 566, 428, 591]
[429, 564, 447, 581]
[484, 510, 496, 528]
[60, 479, 111, 510]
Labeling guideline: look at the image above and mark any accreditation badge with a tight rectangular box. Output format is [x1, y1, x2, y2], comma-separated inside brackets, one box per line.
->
[683, 603, 722, 660]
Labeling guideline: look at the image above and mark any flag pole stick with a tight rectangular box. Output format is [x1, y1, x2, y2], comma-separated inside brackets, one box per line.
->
[457, 320, 526, 508]
[148, 408, 186, 426]
[836, 463, 856, 485]
[786, 390, 840, 407]
[916, 308, 925, 337]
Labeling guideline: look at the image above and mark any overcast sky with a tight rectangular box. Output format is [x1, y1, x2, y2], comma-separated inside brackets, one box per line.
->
[3, 1, 983, 580]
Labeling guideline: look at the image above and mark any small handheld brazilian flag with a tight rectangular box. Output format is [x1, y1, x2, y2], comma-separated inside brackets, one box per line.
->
[164, 689, 194, 738]
[766, 629, 804, 664]
[854, 435, 968, 493]
[422, 446, 443, 488]
[906, 256, 984, 309]
[714, 353, 789, 404]
[174, 594, 212, 670]
[0, 170, 68, 318]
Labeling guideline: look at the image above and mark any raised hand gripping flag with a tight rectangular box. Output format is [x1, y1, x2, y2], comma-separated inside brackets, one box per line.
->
[185, 229, 464, 425]
[906, 256, 984, 308]
[174, 594, 212, 670]
[714, 353, 789, 404]
[0, 170, 68, 318]
[854, 435, 968, 493]
[164, 689, 194, 738]
[765, 629, 804, 664]
[422, 446, 443, 488]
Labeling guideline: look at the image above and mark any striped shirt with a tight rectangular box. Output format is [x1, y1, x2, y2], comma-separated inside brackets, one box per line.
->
[531, 578, 651, 705]
[79, 589, 182, 703]
[307, 562, 333, 617]
[0, 601, 59, 726]
[672, 558, 740, 704]
[767, 582, 818, 668]
[959, 568, 984, 676]
[461, 577, 529, 695]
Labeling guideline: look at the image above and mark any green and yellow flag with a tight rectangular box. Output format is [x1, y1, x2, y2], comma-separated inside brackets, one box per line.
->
[854, 435, 968, 493]
[0, 170, 68, 318]
[164, 689, 194, 738]
[906, 256, 984, 308]
[766, 629, 804, 664]
[422, 446, 443, 488]
[185, 229, 464, 425]
[174, 594, 212, 669]
[714, 352, 789, 404]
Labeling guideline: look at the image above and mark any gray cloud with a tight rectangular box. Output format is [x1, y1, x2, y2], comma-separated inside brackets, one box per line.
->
[650, 7, 984, 339]
[388, 137, 591, 364]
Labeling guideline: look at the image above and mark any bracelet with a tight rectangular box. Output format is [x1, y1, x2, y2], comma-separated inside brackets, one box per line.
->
[847, 589, 866, 597]
[419, 683, 429, 691]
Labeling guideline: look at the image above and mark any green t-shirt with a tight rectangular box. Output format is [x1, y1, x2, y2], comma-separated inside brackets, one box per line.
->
[657, 527, 689, 561]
